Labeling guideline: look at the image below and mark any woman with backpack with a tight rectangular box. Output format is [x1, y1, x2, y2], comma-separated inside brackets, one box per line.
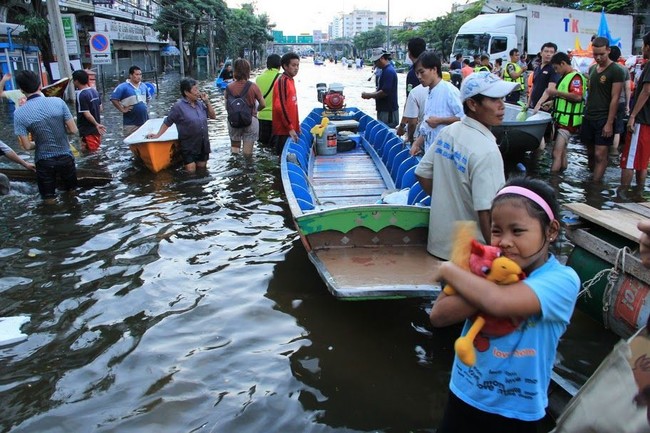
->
[146, 77, 215, 173]
[225, 58, 265, 157]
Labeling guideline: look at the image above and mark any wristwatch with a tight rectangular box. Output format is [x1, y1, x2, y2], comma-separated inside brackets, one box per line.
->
[399, 123, 406, 128]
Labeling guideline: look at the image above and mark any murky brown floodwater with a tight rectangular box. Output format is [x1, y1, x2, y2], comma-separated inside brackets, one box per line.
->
[0, 60, 635, 432]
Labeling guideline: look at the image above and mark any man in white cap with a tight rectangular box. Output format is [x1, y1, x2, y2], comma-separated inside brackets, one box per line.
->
[362, 51, 399, 127]
[415, 71, 518, 260]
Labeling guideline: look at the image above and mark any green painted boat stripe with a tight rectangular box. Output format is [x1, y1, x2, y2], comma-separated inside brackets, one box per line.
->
[295, 205, 430, 235]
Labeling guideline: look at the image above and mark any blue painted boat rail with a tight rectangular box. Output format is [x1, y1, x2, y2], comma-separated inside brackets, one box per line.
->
[281, 107, 429, 216]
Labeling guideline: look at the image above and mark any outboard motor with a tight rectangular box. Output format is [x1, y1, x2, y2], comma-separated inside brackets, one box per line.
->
[321, 82, 345, 111]
[316, 83, 327, 103]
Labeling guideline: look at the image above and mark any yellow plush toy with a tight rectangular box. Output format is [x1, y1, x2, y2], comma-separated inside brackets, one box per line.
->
[442, 221, 526, 366]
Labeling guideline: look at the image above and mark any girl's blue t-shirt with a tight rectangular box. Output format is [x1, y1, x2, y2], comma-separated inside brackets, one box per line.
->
[449, 254, 580, 421]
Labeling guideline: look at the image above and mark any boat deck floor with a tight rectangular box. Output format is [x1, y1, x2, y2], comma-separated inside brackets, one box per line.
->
[312, 245, 442, 297]
[311, 147, 388, 208]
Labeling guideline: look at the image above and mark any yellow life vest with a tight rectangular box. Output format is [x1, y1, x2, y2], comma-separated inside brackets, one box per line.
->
[474, 65, 490, 73]
[553, 71, 586, 128]
[504, 62, 524, 91]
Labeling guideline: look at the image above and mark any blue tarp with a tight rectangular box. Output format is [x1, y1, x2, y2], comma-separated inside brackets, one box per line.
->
[161, 45, 181, 56]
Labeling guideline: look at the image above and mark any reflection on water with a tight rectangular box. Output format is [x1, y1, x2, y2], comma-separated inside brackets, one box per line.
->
[0, 62, 644, 433]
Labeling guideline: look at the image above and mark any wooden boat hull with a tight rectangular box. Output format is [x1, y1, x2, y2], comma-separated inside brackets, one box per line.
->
[281, 107, 442, 300]
[123, 118, 180, 173]
[564, 202, 650, 339]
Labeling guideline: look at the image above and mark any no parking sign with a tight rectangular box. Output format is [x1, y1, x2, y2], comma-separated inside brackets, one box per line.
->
[89, 32, 112, 65]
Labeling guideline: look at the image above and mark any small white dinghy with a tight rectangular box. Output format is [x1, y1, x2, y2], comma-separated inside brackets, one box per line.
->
[0, 315, 29, 346]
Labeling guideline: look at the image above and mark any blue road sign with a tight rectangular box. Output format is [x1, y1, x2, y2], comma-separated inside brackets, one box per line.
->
[90, 33, 109, 53]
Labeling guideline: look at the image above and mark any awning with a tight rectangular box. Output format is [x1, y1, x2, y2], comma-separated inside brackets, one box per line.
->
[161, 45, 181, 56]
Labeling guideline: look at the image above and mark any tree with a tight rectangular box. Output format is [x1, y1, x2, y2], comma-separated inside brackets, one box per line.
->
[152, 0, 229, 74]
[15, 0, 54, 78]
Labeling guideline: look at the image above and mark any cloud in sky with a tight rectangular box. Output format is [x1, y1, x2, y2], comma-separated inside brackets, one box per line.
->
[225, 0, 461, 35]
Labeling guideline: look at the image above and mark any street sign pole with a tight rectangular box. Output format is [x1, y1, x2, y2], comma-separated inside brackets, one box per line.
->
[47, 0, 74, 101]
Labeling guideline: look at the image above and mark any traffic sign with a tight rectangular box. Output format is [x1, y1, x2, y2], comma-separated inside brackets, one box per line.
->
[91, 53, 112, 65]
[89, 32, 111, 55]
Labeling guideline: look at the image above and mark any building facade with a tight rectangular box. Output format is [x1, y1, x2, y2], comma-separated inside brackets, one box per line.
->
[329, 9, 387, 40]
[0, 0, 168, 85]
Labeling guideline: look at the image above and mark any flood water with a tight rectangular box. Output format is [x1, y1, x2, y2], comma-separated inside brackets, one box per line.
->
[0, 59, 636, 432]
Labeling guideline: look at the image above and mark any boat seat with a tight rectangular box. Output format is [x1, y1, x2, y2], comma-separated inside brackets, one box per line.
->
[379, 136, 400, 161]
[419, 195, 431, 207]
[289, 170, 310, 193]
[366, 121, 380, 142]
[382, 138, 404, 166]
[398, 165, 418, 189]
[287, 146, 309, 171]
[292, 183, 314, 207]
[288, 140, 309, 157]
[357, 115, 371, 133]
[287, 161, 306, 176]
[389, 148, 411, 181]
[296, 197, 315, 211]
[407, 182, 427, 205]
[396, 157, 420, 189]
[374, 128, 390, 155]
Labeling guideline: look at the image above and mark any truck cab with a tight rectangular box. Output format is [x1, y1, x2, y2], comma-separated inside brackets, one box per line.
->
[451, 13, 524, 63]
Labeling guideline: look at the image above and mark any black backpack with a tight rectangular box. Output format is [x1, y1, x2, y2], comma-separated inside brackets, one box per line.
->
[226, 81, 253, 128]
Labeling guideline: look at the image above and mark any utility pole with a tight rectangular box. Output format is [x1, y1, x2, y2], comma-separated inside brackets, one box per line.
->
[208, 18, 215, 76]
[46, 0, 74, 101]
[386, 0, 390, 52]
[178, 21, 185, 76]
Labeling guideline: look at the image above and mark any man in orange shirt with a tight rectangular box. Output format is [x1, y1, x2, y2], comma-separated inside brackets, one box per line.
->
[271, 52, 300, 156]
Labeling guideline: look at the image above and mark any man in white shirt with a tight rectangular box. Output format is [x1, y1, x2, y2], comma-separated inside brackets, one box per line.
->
[415, 72, 518, 260]
[409, 51, 464, 156]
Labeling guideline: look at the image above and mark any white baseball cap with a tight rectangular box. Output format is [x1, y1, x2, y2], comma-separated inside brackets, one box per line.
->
[370, 51, 390, 63]
[460, 71, 519, 102]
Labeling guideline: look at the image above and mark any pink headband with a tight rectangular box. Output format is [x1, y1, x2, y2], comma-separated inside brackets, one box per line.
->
[496, 186, 555, 222]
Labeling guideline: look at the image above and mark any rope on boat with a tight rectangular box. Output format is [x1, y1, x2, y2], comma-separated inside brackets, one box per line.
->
[578, 246, 633, 329]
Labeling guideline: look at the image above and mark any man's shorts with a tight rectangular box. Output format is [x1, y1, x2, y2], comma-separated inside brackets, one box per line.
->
[378, 110, 399, 128]
[36, 155, 77, 199]
[580, 117, 615, 146]
[620, 123, 650, 171]
[227, 117, 259, 142]
[123, 125, 140, 136]
[180, 151, 209, 165]
[82, 134, 101, 151]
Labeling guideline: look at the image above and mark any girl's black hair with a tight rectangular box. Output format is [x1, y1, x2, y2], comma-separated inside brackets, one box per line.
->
[492, 175, 559, 228]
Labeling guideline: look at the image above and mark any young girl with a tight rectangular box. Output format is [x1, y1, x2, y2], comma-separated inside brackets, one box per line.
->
[430, 176, 580, 433]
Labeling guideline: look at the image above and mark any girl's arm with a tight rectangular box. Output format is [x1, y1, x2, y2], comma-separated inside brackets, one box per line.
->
[430, 291, 478, 327]
[433, 261, 542, 318]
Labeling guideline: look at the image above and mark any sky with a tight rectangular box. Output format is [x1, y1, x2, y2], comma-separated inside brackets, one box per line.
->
[225, 0, 462, 35]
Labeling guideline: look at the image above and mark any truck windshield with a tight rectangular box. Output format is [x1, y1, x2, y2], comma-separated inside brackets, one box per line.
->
[452, 34, 490, 57]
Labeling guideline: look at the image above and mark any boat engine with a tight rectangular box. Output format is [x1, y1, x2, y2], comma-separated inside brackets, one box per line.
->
[316, 82, 346, 111]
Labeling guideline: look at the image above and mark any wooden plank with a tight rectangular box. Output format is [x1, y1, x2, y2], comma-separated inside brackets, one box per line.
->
[0, 167, 113, 187]
[564, 203, 643, 243]
[616, 202, 650, 219]
[566, 228, 650, 286]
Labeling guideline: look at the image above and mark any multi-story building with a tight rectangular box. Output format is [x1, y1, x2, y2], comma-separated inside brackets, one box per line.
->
[329, 9, 388, 40]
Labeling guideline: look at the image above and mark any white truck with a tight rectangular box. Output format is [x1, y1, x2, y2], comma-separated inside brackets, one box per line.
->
[451, 0, 634, 62]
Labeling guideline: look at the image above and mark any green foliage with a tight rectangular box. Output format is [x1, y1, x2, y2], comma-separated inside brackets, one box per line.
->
[579, 0, 634, 14]
[152, 0, 271, 69]
[17, 14, 49, 45]
[353, 25, 389, 53]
